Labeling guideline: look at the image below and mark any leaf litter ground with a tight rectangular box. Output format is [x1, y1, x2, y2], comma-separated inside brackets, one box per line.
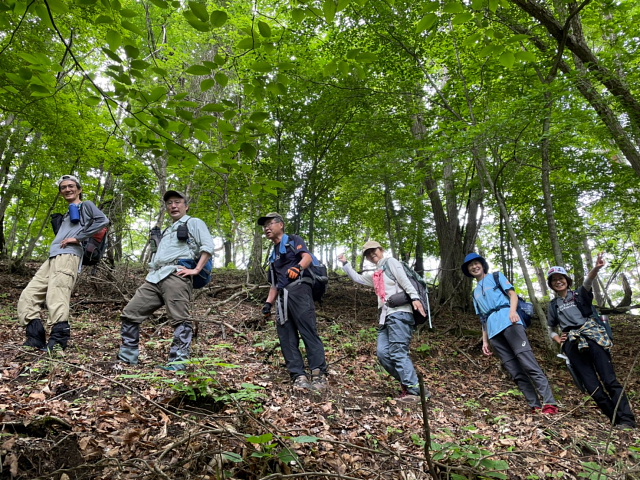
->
[0, 263, 639, 479]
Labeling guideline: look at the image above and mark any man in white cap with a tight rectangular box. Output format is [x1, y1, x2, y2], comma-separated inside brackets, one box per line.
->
[18, 174, 109, 351]
[117, 190, 214, 370]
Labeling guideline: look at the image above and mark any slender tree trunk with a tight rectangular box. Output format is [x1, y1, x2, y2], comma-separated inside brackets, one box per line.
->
[308, 196, 316, 252]
[0, 215, 5, 259]
[540, 91, 564, 266]
[414, 209, 425, 275]
[247, 227, 266, 284]
[617, 273, 632, 308]
[535, 267, 549, 298]
[224, 239, 232, 267]
[383, 179, 397, 258]
[475, 144, 555, 350]
[582, 239, 603, 305]
[571, 250, 585, 288]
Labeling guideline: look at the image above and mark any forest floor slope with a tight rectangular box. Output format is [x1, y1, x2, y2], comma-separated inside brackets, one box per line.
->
[1, 263, 639, 479]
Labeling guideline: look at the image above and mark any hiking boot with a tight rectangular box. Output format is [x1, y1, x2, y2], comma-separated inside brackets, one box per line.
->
[311, 369, 328, 390]
[23, 319, 46, 349]
[397, 384, 423, 403]
[117, 346, 140, 365]
[293, 375, 312, 389]
[43, 321, 70, 352]
[397, 394, 421, 403]
[531, 406, 541, 413]
[167, 322, 193, 365]
[541, 404, 559, 414]
[614, 423, 636, 430]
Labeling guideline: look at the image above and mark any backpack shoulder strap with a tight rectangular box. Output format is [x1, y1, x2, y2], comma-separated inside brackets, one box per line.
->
[269, 234, 291, 263]
[493, 272, 509, 299]
[78, 202, 86, 227]
[285, 235, 321, 266]
[380, 259, 397, 282]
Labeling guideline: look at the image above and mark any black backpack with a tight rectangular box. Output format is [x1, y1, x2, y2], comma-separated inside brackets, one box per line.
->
[382, 260, 432, 329]
[287, 243, 328, 303]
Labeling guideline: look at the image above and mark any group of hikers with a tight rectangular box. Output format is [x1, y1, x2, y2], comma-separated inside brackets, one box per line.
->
[462, 252, 635, 428]
[17, 175, 636, 429]
[19, 175, 214, 372]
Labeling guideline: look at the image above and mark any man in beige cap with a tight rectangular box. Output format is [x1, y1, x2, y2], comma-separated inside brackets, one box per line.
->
[259, 212, 328, 390]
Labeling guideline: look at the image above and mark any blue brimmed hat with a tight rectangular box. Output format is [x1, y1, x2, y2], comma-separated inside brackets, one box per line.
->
[461, 253, 489, 277]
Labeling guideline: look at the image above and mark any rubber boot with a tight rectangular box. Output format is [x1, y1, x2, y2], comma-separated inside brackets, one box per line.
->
[23, 319, 46, 349]
[161, 321, 193, 371]
[43, 321, 70, 352]
[117, 346, 140, 365]
[118, 320, 140, 365]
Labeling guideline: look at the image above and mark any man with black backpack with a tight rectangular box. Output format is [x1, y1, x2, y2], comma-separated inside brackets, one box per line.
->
[259, 212, 329, 390]
[18, 175, 109, 352]
[117, 190, 214, 371]
[548, 255, 636, 429]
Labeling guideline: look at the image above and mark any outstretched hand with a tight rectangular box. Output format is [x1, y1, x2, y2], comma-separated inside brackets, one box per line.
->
[595, 252, 606, 269]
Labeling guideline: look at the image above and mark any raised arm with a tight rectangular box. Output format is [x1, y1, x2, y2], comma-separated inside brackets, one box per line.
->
[338, 254, 374, 287]
[584, 252, 605, 291]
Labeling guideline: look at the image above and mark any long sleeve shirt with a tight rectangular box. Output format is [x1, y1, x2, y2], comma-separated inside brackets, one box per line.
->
[49, 201, 109, 258]
[341, 257, 418, 321]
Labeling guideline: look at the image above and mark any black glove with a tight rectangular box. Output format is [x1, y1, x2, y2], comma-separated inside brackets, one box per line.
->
[262, 302, 272, 318]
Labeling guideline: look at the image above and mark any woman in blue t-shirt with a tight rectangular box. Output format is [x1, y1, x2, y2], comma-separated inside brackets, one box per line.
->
[462, 253, 558, 414]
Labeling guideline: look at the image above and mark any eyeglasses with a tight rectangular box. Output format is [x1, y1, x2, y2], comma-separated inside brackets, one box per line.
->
[262, 220, 281, 229]
[165, 200, 184, 206]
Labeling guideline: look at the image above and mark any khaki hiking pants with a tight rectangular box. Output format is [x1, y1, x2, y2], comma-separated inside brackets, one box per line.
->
[18, 254, 81, 328]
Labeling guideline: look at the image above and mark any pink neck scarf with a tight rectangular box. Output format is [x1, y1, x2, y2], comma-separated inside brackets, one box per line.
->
[373, 270, 387, 302]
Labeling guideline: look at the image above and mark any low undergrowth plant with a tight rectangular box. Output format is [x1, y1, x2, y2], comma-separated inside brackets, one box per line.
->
[412, 426, 510, 479]
[119, 356, 266, 407]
